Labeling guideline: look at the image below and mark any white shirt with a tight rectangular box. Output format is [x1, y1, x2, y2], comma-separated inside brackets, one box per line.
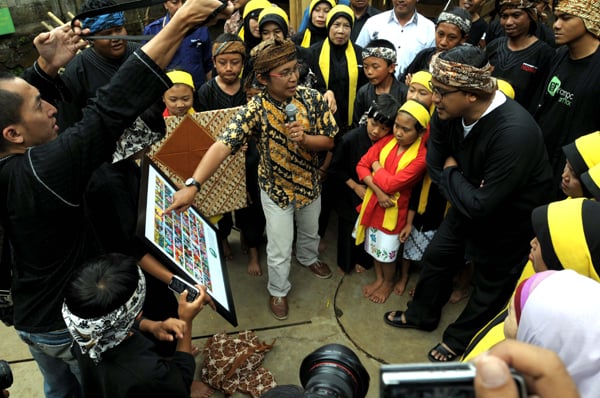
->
[462, 90, 507, 137]
[355, 10, 435, 78]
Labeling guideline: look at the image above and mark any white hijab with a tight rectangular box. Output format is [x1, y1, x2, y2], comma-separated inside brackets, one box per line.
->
[517, 269, 600, 398]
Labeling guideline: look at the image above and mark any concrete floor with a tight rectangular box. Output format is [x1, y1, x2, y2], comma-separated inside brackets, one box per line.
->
[0, 216, 468, 398]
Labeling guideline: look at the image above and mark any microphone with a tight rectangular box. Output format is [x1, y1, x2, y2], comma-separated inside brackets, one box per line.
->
[285, 103, 298, 123]
[285, 103, 298, 151]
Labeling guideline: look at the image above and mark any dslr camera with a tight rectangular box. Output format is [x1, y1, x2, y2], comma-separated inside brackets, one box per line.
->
[262, 343, 370, 398]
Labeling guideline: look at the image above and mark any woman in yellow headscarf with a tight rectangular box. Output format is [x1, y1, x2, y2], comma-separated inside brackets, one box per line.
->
[292, 0, 335, 48]
[354, 100, 430, 304]
[238, 0, 271, 54]
[307, 5, 367, 134]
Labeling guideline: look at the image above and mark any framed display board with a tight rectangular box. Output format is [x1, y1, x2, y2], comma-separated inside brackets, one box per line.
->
[137, 156, 237, 326]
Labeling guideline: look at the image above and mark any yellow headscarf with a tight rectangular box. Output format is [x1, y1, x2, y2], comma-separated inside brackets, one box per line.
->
[238, 0, 272, 41]
[318, 5, 357, 126]
[300, 0, 336, 48]
[165, 70, 196, 115]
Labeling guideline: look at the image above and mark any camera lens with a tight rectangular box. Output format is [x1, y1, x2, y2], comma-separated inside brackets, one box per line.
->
[299, 344, 369, 398]
[0, 360, 13, 390]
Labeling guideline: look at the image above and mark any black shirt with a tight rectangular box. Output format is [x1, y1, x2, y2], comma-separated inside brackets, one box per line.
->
[74, 332, 195, 398]
[2, 52, 169, 332]
[486, 37, 554, 110]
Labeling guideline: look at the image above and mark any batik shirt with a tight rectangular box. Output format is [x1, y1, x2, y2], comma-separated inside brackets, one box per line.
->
[219, 86, 338, 209]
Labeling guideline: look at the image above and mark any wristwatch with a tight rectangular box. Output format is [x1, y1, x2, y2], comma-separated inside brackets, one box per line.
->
[185, 177, 201, 192]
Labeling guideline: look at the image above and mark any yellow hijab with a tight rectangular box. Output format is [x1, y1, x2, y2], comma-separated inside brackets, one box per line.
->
[318, 5, 357, 126]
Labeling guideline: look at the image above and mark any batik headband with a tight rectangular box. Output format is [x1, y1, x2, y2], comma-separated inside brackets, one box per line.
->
[252, 37, 296, 74]
[555, 0, 600, 37]
[212, 40, 247, 59]
[499, 0, 538, 27]
[82, 12, 125, 34]
[362, 47, 397, 63]
[437, 11, 471, 34]
[429, 52, 496, 94]
[62, 266, 146, 364]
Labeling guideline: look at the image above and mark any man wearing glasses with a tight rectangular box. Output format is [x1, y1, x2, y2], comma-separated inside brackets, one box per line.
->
[166, 38, 338, 320]
[383, 45, 553, 363]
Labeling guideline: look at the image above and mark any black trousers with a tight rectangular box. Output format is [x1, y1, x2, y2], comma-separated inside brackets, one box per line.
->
[336, 214, 372, 273]
[404, 210, 527, 354]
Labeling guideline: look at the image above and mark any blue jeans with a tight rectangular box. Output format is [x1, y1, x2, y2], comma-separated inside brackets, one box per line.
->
[17, 328, 82, 398]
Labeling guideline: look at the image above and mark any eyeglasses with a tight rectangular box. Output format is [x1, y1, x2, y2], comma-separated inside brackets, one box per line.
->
[269, 64, 301, 79]
[428, 81, 461, 98]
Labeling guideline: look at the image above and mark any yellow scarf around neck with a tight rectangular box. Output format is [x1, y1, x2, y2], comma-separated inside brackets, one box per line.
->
[318, 39, 358, 126]
[300, 29, 312, 48]
[355, 136, 422, 244]
[417, 173, 432, 215]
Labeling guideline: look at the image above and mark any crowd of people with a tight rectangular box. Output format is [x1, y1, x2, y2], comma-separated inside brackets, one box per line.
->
[0, 0, 599, 396]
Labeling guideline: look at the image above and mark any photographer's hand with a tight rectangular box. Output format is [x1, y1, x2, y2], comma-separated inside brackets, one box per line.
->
[474, 340, 580, 398]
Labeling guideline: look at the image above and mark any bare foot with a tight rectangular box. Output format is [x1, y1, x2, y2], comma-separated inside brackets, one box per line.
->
[190, 381, 214, 398]
[369, 281, 394, 303]
[355, 264, 367, 273]
[222, 239, 233, 260]
[393, 277, 409, 295]
[246, 247, 262, 276]
[362, 279, 383, 298]
[449, 286, 472, 304]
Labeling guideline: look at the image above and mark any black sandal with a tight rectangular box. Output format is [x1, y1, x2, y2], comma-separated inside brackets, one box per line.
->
[428, 343, 459, 362]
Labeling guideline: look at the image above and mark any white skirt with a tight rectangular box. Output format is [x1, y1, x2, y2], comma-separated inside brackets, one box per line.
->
[353, 224, 401, 263]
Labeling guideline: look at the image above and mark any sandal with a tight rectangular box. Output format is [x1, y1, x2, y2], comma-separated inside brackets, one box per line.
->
[384, 311, 422, 329]
[428, 342, 459, 362]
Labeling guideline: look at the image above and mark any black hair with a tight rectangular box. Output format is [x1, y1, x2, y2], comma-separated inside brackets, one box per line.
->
[0, 73, 23, 152]
[64, 253, 140, 319]
[439, 44, 487, 68]
[437, 7, 472, 37]
[215, 32, 244, 44]
[367, 93, 401, 127]
[79, 0, 117, 13]
[364, 39, 396, 66]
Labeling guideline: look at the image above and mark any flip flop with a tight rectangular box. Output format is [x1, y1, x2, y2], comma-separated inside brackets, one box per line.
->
[383, 311, 423, 329]
[428, 342, 459, 362]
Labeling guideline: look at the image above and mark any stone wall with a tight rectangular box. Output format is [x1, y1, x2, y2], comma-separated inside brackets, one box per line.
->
[0, 0, 163, 74]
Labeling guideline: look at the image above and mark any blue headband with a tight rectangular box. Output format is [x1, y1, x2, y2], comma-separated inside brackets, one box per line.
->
[82, 12, 125, 34]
